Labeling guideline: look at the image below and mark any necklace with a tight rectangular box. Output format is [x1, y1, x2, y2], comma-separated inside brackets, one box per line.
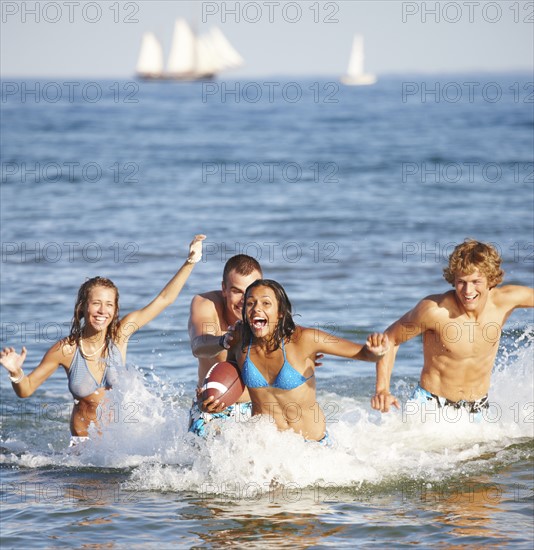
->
[79, 339, 106, 358]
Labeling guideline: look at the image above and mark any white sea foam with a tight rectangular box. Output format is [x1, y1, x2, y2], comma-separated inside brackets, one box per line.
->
[3, 332, 532, 497]
[124, 331, 533, 496]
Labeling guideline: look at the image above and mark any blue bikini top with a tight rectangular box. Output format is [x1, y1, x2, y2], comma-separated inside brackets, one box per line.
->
[67, 341, 124, 399]
[242, 339, 314, 390]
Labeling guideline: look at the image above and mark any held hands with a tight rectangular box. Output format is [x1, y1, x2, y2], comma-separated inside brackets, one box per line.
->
[365, 334, 400, 412]
[187, 234, 206, 264]
[0, 347, 27, 379]
[371, 391, 400, 413]
[365, 333, 390, 358]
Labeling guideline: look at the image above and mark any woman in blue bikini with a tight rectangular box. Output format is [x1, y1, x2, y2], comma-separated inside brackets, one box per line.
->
[0, 235, 205, 442]
[225, 279, 389, 444]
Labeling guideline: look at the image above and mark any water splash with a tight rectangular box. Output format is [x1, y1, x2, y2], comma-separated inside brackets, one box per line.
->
[2, 331, 532, 498]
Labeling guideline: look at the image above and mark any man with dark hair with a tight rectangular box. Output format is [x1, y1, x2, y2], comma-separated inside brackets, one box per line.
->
[371, 239, 533, 419]
[188, 254, 262, 436]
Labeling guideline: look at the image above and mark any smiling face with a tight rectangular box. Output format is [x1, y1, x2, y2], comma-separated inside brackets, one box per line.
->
[444, 240, 504, 289]
[245, 285, 281, 339]
[454, 270, 490, 313]
[222, 268, 262, 324]
[83, 286, 118, 334]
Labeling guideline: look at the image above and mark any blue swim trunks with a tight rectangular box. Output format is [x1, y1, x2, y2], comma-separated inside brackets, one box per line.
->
[305, 431, 333, 448]
[188, 399, 253, 438]
[409, 384, 489, 421]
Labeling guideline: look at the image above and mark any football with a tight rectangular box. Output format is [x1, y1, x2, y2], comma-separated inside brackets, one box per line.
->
[201, 361, 245, 408]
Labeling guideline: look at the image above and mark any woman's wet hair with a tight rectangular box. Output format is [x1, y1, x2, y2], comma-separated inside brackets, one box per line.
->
[68, 276, 120, 356]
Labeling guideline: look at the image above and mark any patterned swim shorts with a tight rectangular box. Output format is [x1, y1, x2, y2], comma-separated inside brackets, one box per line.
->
[408, 384, 489, 421]
[188, 399, 253, 438]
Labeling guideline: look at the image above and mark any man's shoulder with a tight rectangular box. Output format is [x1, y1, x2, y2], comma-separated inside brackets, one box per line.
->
[491, 284, 534, 307]
[190, 290, 224, 320]
[492, 284, 527, 296]
[417, 290, 454, 310]
[410, 290, 457, 319]
[192, 289, 223, 305]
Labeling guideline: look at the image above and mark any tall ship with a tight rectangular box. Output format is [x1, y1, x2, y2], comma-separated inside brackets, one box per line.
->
[136, 19, 244, 80]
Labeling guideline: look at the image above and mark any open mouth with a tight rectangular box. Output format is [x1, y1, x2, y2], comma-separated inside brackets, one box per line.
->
[464, 294, 477, 303]
[252, 317, 267, 330]
[93, 316, 108, 324]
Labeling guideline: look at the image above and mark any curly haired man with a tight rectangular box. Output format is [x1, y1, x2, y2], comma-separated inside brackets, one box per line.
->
[371, 239, 533, 418]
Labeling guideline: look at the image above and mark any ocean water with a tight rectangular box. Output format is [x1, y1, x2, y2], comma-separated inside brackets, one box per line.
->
[1, 75, 533, 548]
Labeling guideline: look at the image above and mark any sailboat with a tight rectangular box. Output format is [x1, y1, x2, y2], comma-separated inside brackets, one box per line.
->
[340, 35, 376, 86]
[136, 19, 244, 81]
[136, 32, 164, 79]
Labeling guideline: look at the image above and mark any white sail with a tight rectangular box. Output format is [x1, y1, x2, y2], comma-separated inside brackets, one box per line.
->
[167, 19, 196, 75]
[347, 35, 364, 77]
[208, 27, 244, 69]
[137, 19, 244, 80]
[196, 34, 219, 76]
[136, 32, 164, 77]
[341, 34, 376, 86]
[194, 27, 244, 75]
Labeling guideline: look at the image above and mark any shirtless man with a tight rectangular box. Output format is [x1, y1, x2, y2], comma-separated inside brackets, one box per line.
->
[371, 239, 533, 417]
[188, 254, 263, 436]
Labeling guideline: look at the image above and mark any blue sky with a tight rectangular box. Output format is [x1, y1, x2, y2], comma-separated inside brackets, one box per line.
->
[1, 1, 533, 77]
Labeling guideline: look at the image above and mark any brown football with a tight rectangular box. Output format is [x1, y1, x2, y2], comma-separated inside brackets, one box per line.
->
[201, 361, 245, 407]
